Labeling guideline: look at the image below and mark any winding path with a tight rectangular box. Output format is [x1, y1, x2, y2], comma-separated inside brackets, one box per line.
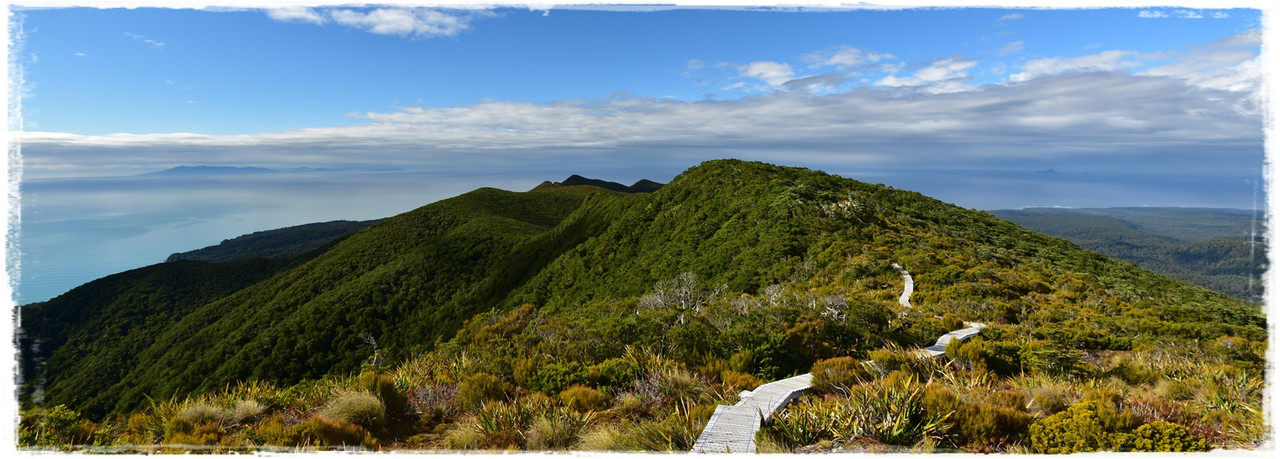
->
[891, 262, 914, 308]
[691, 262, 983, 453]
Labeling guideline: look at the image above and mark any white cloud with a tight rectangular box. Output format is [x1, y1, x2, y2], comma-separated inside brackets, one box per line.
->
[801, 45, 892, 70]
[1138, 10, 1167, 19]
[1175, 10, 1204, 19]
[124, 32, 165, 49]
[877, 57, 977, 93]
[997, 13, 1023, 22]
[24, 63, 1258, 182]
[266, 7, 326, 25]
[1008, 50, 1142, 82]
[72, 51, 86, 57]
[997, 40, 1024, 55]
[739, 61, 795, 87]
[262, 7, 488, 39]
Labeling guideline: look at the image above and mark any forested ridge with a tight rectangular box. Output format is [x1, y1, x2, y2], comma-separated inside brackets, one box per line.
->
[990, 208, 1265, 302]
[17, 160, 1265, 453]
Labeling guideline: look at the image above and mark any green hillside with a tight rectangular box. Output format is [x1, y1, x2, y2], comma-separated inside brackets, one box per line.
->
[990, 208, 1266, 302]
[166, 220, 377, 263]
[17, 160, 1266, 452]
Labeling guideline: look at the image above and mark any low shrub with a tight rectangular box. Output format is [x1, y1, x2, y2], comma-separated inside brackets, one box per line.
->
[164, 422, 224, 448]
[290, 417, 378, 449]
[627, 410, 704, 451]
[1130, 420, 1208, 452]
[1028, 401, 1118, 454]
[359, 372, 409, 415]
[525, 408, 594, 450]
[531, 362, 590, 395]
[320, 391, 386, 432]
[810, 356, 873, 392]
[574, 424, 629, 451]
[125, 412, 162, 445]
[941, 313, 965, 332]
[19, 404, 98, 448]
[457, 372, 508, 410]
[720, 369, 763, 393]
[232, 400, 265, 425]
[178, 403, 227, 426]
[924, 386, 1033, 451]
[560, 385, 611, 412]
[589, 358, 638, 389]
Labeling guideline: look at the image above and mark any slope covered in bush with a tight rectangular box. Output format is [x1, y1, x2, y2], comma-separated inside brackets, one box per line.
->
[18, 160, 1264, 435]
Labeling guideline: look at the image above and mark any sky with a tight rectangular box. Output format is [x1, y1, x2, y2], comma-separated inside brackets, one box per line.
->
[2, 1, 1273, 304]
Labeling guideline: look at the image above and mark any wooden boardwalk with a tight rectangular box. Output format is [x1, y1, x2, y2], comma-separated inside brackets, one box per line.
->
[692, 262, 986, 453]
[919, 322, 987, 357]
[691, 373, 813, 453]
[890, 262, 914, 308]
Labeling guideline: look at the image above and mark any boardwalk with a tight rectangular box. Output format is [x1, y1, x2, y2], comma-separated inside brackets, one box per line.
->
[891, 262, 913, 308]
[919, 322, 987, 357]
[691, 373, 814, 453]
[692, 262, 986, 453]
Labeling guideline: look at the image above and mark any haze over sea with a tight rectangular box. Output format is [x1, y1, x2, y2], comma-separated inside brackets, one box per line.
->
[7, 2, 1270, 304]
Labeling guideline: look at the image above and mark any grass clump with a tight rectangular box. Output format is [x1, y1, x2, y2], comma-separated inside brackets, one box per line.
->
[559, 385, 610, 412]
[319, 391, 386, 432]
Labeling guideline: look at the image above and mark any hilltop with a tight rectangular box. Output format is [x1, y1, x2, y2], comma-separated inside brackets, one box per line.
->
[17, 160, 1265, 452]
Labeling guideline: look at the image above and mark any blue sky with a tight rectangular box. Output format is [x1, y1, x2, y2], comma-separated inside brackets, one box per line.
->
[5, 1, 1273, 303]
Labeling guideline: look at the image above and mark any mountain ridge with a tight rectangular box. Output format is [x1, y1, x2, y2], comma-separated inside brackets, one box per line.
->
[18, 160, 1263, 421]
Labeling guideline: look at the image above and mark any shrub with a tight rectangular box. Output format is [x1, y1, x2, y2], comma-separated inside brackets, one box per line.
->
[941, 313, 965, 332]
[560, 385, 611, 412]
[178, 403, 227, 426]
[659, 367, 709, 404]
[810, 356, 873, 392]
[228, 400, 265, 425]
[1130, 421, 1208, 452]
[359, 372, 409, 415]
[1028, 400, 1137, 453]
[719, 370, 763, 393]
[839, 371, 943, 446]
[472, 400, 535, 449]
[574, 424, 628, 451]
[164, 422, 224, 448]
[628, 410, 704, 451]
[761, 395, 839, 449]
[409, 382, 461, 419]
[457, 372, 508, 410]
[163, 416, 195, 442]
[525, 408, 594, 450]
[125, 412, 162, 444]
[1106, 360, 1157, 386]
[532, 362, 590, 395]
[320, 391, 387, 432]
[20, 404, 98, 447]
[444, 422, 485, 449]
[589, 358, 638, 389]
[290, 417, 378, 449]
[1028, 402, 1112, 453]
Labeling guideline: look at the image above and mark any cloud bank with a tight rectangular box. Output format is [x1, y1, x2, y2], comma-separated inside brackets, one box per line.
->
[265, 6, 491, 38]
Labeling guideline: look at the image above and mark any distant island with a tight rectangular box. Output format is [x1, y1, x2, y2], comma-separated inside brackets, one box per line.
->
[140, 165, 404, 176]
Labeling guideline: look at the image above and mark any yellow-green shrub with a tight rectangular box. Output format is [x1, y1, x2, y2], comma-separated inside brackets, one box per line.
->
[290, 417, 378, 449]
[320, 391, 386, 432]
[1130, 421, 1208, 452]
[560, 385, 610, 412]
[810, 356, 873, 392]
[457, 372, 508, 410]
[359, 372, 409, 415]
